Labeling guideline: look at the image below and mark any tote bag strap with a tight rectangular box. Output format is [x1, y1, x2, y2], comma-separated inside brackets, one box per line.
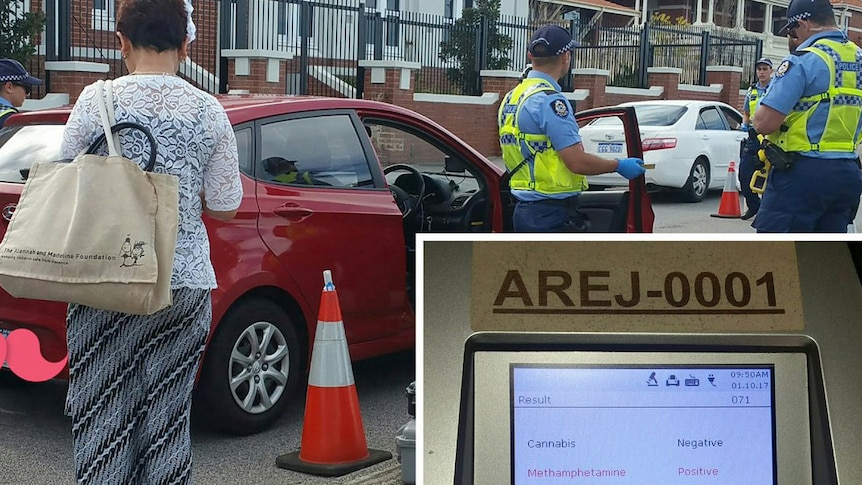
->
[94, 79, 120, 157]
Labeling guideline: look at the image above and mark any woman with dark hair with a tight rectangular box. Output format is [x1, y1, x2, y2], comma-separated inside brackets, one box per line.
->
[58, 0, 242, 483]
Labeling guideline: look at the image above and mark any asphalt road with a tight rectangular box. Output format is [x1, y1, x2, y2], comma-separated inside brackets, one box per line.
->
[0, 350, 415, 485]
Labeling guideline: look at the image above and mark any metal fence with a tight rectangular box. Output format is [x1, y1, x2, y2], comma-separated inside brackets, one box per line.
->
[15, 0, 762, 99]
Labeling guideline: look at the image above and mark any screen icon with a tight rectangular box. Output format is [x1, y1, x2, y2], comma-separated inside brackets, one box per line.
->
[708, 374, 717, 387]
[647, 372, 658, 386]
[684, 375, 700, 387]
[666, 374, 680, 386]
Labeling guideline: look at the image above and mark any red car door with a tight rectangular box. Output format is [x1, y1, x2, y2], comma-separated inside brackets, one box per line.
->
[253, 111, 408, 345]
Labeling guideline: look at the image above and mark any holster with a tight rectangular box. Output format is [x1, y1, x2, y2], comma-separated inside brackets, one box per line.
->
[562, 197, 591, 233]
[763, 142, 795, 171]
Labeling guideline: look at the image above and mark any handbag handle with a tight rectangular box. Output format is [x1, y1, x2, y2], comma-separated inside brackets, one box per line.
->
[87, 122, 159, 173]
[88, 79, 159, 172]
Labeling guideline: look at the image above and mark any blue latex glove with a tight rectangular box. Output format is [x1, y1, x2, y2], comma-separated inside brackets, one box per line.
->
[615, 157, 646, 179]
[740, 122, 750, 132]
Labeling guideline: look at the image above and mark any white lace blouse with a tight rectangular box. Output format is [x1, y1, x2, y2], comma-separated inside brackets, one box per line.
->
[60, 75, 243, 290]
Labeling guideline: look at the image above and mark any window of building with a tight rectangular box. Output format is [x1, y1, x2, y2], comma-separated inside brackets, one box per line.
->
[713, 0, 738, 28]
[744, 0, 766, 32]
[93, 0, 115, 31]
[445, 0, 454, 18]
[772, 6, 787, 36]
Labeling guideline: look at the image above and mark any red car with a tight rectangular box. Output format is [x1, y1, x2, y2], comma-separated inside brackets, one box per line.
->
[0, 96, 650, 434]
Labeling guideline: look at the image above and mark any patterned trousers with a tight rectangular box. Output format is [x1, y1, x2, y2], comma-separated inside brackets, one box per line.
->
[65, 288, 211, 485]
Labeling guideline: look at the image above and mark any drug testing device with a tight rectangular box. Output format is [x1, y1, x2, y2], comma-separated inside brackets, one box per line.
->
[454, 333, 836, 484]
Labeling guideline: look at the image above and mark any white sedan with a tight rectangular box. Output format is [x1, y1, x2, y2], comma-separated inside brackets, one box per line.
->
[581, 100, 748, 202]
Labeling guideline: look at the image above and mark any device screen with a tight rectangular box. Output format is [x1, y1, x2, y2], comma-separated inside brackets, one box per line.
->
[510, 365, 776, 484]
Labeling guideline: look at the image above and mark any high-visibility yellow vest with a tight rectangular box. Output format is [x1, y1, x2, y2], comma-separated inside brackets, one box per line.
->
[0, 106, 17, 126]
[766, 38, 862, 153]
[498, 78, 587, 196]
[747, 86, 761, 117]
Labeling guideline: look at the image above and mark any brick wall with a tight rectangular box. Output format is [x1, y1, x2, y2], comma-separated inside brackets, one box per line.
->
[357, 64, 747, 157]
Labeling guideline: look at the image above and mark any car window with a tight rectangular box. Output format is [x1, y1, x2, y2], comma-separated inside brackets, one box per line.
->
[589, 105, 687, 127]
[696, 108, 726, 130]
[366, 123, 449, 171]
[364, 119, 484, 204]
[0, 125, 65, 183]
[719, 107, 742, 131]
[234, 127, 253, 176]
[259, 114, 373, 188]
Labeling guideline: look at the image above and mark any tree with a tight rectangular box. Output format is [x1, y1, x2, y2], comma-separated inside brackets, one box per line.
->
[0, 1, 46, 63]
[439, 0, 513, 95]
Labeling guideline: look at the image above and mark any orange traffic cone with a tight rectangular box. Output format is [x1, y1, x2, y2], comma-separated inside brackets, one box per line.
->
[276, 270, 391, 476]
[710, 161, 742, 219]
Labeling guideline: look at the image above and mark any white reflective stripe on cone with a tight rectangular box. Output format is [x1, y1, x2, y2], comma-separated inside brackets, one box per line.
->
[307, 320, 355, 387]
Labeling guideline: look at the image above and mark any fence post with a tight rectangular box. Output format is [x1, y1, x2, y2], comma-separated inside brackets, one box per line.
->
[373, 12, 384, 60]
[218, 0, 233, 93]
[299, 1, 312, 95]
[357, 3, 367, 99]
[473, 15, 489, 95]
[755, 38, 763, 63]
[637, 23, 651, 88]
[699, 30, 710, 85]
[45, 0, 71, 61]
[235, 0, 249, 49]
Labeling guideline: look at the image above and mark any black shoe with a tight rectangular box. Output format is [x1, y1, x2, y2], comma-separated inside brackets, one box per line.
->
[741, 208, 758, 221]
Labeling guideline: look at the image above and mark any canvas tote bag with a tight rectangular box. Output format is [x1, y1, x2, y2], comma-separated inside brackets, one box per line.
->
[0, 80, 179, 315]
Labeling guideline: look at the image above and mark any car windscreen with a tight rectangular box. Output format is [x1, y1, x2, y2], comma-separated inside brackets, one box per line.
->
[588, 105, 688, 127]
[0, 125, 66, 183]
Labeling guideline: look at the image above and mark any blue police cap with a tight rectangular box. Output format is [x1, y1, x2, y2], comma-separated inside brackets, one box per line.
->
[779, 0, 834, 35]
[0, 58, 42, 86]
[529, 25, 578, 58]
[755, 57, 773, 68]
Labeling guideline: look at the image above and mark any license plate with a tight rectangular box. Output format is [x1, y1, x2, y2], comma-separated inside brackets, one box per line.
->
[597, 142, 623, 154]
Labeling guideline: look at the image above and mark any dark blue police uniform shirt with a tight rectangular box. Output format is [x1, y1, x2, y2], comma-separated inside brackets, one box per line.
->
[759, 30, 860, 159]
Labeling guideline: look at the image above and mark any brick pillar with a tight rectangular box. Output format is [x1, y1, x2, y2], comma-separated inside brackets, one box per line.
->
[222, 49, 292, 95]
[480, 70, 521, 97]
[706, 66, 744, 109]
[647, 67, 682, 100]
[358, 60, 420, 106]
[44, 61, 109, 104]
[572, 69, 609, 110]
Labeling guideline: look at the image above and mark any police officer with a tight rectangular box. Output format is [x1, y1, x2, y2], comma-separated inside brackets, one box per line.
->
[498, 25, 645, 232]
[0, 59, 42, 128]
[739, 57, 773, 220]
[752, 0, 862, 233]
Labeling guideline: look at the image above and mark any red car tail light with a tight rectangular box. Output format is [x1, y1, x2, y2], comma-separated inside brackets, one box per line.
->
[642, 137, 677, 152]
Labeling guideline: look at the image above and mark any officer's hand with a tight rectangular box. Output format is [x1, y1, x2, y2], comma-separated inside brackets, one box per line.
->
[615, 157, 646, 179]
[740, 122, 750, 132]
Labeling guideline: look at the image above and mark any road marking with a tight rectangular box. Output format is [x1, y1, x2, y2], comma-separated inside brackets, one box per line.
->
[0, 407, 25, 415]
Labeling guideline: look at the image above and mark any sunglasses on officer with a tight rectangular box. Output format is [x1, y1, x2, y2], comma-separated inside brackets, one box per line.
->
[10, 82, 32, 96]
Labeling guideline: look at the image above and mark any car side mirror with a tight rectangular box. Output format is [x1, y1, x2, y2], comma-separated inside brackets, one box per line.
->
[444, 156, 467, 173]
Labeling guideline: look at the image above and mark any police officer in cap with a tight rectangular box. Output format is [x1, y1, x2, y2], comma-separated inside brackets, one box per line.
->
[0, 58, 42, 128]
[752, 0, 862, 232]
[498, 25, 646, 232]
[738, 57, 773, 220]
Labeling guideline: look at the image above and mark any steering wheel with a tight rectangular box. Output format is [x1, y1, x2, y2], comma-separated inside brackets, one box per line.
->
[384, 164, 426, 220]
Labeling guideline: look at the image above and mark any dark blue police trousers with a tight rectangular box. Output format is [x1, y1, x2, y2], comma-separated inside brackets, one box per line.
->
[513, 197, 582, 233]
[752, 156, 862, 233]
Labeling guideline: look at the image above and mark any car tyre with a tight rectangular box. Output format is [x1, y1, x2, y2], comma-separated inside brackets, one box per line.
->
[194, 298, 302, 436]
[681, 158, 710, 203]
